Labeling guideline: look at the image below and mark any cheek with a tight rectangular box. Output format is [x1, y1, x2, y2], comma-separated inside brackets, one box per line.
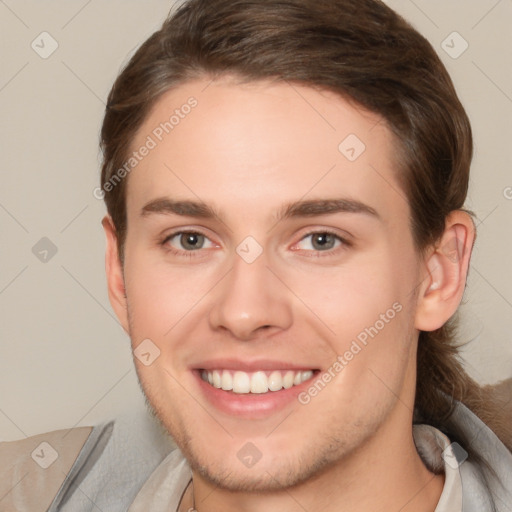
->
[287, 252, 416, 383]
[285, 258, 404, 338]
[123, 251, 216, 338]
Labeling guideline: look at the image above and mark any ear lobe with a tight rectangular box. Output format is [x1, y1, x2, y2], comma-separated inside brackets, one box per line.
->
[102, 215, 130, 334]
[415, 211, 475, 332]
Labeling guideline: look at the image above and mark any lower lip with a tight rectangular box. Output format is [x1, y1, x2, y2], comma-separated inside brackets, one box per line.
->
[193, 370, 317, 418]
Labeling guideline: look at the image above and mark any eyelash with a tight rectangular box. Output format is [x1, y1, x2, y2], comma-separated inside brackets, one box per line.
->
[159, 229, 351, 259]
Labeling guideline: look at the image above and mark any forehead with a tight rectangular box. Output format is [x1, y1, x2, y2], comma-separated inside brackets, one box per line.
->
[125, 77, 407, 225]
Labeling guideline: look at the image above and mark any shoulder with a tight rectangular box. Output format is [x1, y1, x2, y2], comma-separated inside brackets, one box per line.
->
[0, 426, 93, 512]
[0, 408, 176, 512]
[482, 377, 512, 448]
[449, 399, 512, 511]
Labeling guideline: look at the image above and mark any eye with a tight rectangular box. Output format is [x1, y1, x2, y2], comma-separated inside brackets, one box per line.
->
[163, 231, 215, 252]
[294, 231, 345, 252]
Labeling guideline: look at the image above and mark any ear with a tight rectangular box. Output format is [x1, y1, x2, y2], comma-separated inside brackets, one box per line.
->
[415, 211, 475, 331]
[102, 215, 130, 334]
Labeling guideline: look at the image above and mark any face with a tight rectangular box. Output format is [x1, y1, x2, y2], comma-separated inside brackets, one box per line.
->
[114, 77, 425, 491]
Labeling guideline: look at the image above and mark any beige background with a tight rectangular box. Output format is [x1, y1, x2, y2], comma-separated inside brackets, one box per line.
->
[1, 0, 511, 442]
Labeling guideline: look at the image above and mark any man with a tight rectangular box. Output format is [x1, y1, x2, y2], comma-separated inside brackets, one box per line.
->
[2, 1, 511, 510]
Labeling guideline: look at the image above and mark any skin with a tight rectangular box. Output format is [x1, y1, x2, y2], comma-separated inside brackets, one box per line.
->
[103, 77, 475, 512]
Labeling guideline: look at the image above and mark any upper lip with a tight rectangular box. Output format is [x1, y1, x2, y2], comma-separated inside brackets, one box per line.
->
[193, 359, 318, 372]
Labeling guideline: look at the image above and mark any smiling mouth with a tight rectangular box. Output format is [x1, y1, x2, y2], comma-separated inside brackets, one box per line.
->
[200, 369, 318, 394]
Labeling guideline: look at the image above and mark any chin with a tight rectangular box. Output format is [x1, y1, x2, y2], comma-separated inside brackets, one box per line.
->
[190, 456, 319, 492]
[176, 430, 351, 493]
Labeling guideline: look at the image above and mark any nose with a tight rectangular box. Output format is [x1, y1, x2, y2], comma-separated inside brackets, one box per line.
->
[208, 248, 293, 341]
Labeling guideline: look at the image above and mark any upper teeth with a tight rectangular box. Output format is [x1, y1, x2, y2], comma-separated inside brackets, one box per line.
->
[201, 369, 314, 394]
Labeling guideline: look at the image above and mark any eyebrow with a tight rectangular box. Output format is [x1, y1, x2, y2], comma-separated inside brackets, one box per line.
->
[140, 197, 380, 221]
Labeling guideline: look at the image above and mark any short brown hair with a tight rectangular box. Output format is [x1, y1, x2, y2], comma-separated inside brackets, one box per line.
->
[100, 0, 510, 458]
